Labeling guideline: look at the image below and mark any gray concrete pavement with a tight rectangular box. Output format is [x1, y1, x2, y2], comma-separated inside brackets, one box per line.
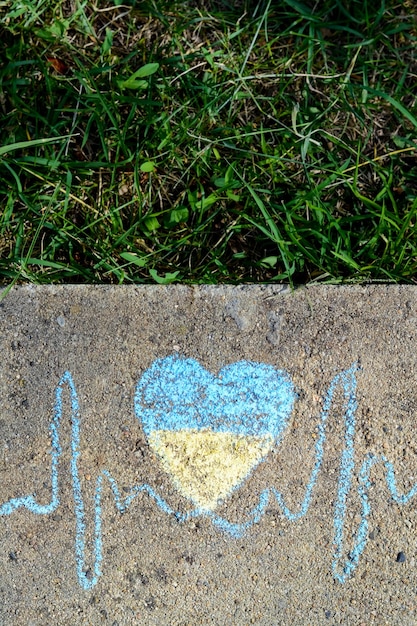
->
[0, 285, 416, 625]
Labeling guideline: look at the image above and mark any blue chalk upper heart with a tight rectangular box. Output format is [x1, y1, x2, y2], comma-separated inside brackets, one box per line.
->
[135, 355, 295, 440]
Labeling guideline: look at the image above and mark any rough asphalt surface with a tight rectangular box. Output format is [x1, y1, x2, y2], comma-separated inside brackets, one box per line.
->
[0, 285, 416, 625]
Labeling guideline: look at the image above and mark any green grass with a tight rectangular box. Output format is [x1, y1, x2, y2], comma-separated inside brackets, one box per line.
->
[0, 0, 417, 286]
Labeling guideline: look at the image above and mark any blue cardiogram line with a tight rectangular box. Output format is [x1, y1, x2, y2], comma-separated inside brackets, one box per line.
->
[1, 364, 417, 589]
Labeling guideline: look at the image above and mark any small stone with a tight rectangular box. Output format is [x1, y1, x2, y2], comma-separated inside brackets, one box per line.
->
[85, 568, 94, 580]
[396, 552, 406, 563]
[144, 596, 156, 611]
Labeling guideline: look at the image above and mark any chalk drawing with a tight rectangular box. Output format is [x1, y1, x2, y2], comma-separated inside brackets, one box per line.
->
[1, 355, 417, 590]
[135, 357, 295, 511]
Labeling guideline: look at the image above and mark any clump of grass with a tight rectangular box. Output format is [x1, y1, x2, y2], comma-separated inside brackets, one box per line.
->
[0, 0, 416, 285]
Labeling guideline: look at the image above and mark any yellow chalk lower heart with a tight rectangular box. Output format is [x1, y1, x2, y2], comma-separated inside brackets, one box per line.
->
[148, 429, 274, 511]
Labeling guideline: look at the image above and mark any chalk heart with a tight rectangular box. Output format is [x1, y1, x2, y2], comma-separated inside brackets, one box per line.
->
[135, 356, 295, 512]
